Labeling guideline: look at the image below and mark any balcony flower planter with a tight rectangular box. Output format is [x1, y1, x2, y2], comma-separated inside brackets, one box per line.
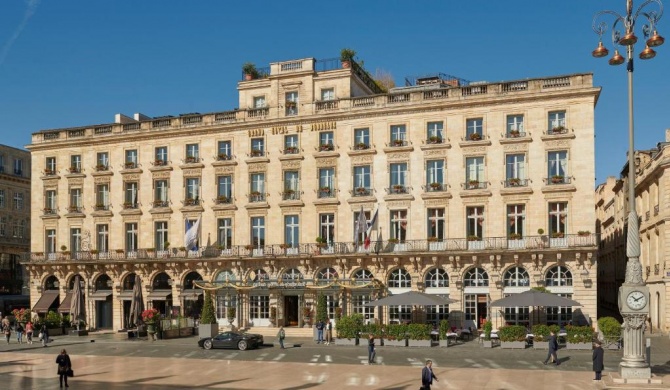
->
[154, 160, 166, 166]
[284, 147, 299, 154]
[392, 139, 405, 147]
[319, 144, 334, 152]
[468, 180, 479, 189]
[123, 202, 134, 209]
[185, 157, 198, 164]
[469, 133, 482, 141]
[124, 162, 136, 169]
[319, 187, 332, 193]
[250, 150, 264, 157]
[285, 101, 297, 109]
[467, 235, 481, 242]
[429, 182, 442, 190]
[185, 198, 197, 206]
[69, 166, 81, 173]
[44, 169, 55, 175]
[509, 130, 520, 137]
[509, 234, 522, 240]
[551, 126, 566, 134]
[68, 206, 80, 213]
[551, 232, 565, 238]
[355, 188, 369, 196]
[95, 165, 108, 171]
[217, 154, 231, 161]
[216, 196, 230, 204]
[482, 340, 493, 348]
[340, 48, 355, 69]
[551, 176, 564, 184]
[392, 185, 405, 193]
[428, 136, 442, 144]
[577, 231, 591, 237]
[242, 62, 258, 80]
[354, 143, 369, 150]
[508, 178, 521, 186]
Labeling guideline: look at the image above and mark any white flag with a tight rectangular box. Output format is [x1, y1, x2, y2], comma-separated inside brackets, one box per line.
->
[354, 206, 367, 246]
[184, 215, 201, 250]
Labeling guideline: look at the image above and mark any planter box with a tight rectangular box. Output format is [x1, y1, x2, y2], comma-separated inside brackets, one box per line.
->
[162, 327, 194, 339]
[47, 328, 63, 336]
[482, 340, 493, 348]
[533, 341, 549, 350]
[439, 340, 450, 347]
[566, 342, 592, 350]
[334, 338, 357, 346]
[408, 339, 431, 347]
[384, 339, 407, 347]
[69, 329, 89, 337]
[199, 323, 219, 339]
[500, 341, 526, 349]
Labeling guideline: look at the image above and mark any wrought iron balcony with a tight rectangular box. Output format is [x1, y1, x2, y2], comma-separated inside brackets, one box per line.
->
[546, 176, 571, 185]
[389, 139, 408, 147]
[283, 146, 300, 155]
[122, 202, 139, 210]
[67, 205, 82, 213]
[215, 196, 232, 205]
[152, 200, 169, 208]
[217, 153, 233, 161]
[95, 164, 109, 172]
[183, 198, 200, 206]
[249, 192, 266, 202]
[318, 187, 335, 198]
[282, 190, 301, 201]
[464, 181, 487, 190]
[352, 187, 372, 197]
[387, 185, 408, 194]
[504, 178, 529, 188]
[426, 137, 443, 145]
[506, 131, 527, 138]
[68, 166, 81, 174]
[94, 204, 109, 211]
[426, 183, 446, 192]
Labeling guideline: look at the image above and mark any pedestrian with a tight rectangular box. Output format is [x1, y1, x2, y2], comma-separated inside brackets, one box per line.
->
[543, 330, 560, 365]
[367, 333, 375, 364]
[421, 359, 438, 390]
[25, 321, 34, 344]
[277, 326, 285, 349]
[593, 340, 604, 381]
[325, 319, 332, 345]
[40, 324, 49, 347]
[16, 322, 24, 344]
[56, 348, 72, 388]
[2, 321, 10, 344]
[316, 319, 324, 344]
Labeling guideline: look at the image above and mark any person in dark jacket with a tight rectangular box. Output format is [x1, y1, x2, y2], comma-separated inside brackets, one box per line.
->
[593, 340, 604, 381]
[56, 348, 72, 388]
[543, 330, 560, 365]
[367, 334, 375, 364]
[421, 360, 438, 390]
[41, 324, 49, 347]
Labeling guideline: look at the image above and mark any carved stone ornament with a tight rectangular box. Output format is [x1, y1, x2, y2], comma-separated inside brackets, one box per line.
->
[182, 169, 201, 177]
[387, 201, 410, 208]
[310, 121, 337, 131]
[462, 146, 486, 154]
[424, 199, 447, 206]
[351, 155, 374, 164]
[545, 140, 570, 149]
[316, 205, 338, 212]
[94, 177, 111, 184]
[503, 144, 529, 152]
[282, 161, 301, 169]
[124, 174, 140, 180]
[152, 213, 171, 220]
[622, 314, 647, 330]
[214, 210, 235, 216]
[152, 171, 171, 179]
[215, 166, 235, 174]
[316, 158, 337, 167]
[68, 178, 84, 185]
[424, 150, 446, 156]
[625, 260, 643, 285]
[387, 153, 410, 160]
[282, 207, 302, 213]
[248, 163, 267, 173]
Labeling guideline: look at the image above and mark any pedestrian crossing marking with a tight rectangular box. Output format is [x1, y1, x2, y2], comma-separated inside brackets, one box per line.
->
[325, 355, 332, 362]
[255, 352, 269, 361]
[272, 353, 285, 361]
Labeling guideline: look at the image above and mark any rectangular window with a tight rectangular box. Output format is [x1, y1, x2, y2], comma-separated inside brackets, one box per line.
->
[250, 173, 265, 201]
[14, 158, 23, 175]
[284, 215, 299, 247]
[390, 125, 407, 146]
[354, 128, 370, 149]
[185, 144, 199, 162]
[427, 121, 444, 142]
[389, 306, 412, 323]
[318, 168, 335, 197]
[96, 184, 109, 209]
[251, 216, 265, 246]
[466, 206, 485, 239]
[154, 180, 169, 206]
[154, 221, 168, 250]
[217, 140, 232, 160]
[284, 171, 300, 200]
[426, 160, 444, 190]
[45, 229, 57, 254]
[284, 135, 299, 154]
[353, 210, 371, 245]
[253, 96, 266, 108]
[155, 146, 168, 165]
[0, 154, 3, 172]
[250, 138, 264, 156]
[216, 293, 237, 320]
[69, 188, 82, 211]
[125, 182, 138, 206]
[427, 208, 445, 240]
[505, 154, 526, 187]
[70, 155, 81, 172]
[285, 91, 298, 115]
[426, 298, 449, 324]
[352, 294, 375, 320]
[464, 294, 477, 321]
[96, 152, 109, 170]
[249, 295, 270, 319]
[126, 223, 138, 252]
[217, 176, 232, 201]
[319, 131, 334, 151]
[504, 302, 530, 326]
[217, 218, 233, 249]
[0, 190, 4, 208]
[185, 178, 200, 203]
[13, 192, 24, 210]
[548, 151, 568, 181]
[125, 149, 138, 168]
[45, 190, 56, 211]
[353, 166, 371, 194]
[319, 214, 335, 245]
[389, 163, 408, 193]
[546, 293, 573, 325]
[506, 114, 524, 136]
[96, 224, 109, 252]
[507, 205, 525, 237]
[45, 157, 56, 174]
[549, 202, 568, 236]
[466, 157, 485, 184]
[548, 110, 566, 131]
[0, 217, 5, 236]
[466, 118, 483, 140]
[390, 210, 408, 241]
[321, 88, 335, 101]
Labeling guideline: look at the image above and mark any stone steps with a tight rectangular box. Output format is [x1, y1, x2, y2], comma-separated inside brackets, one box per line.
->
[244, 326, 313, 338]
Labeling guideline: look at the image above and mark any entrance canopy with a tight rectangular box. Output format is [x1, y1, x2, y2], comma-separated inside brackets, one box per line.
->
[58, 292, 73, 313]
[490, 289, 582, 308]
[33, 291, 59, 314]
[365, 291, 457, 307]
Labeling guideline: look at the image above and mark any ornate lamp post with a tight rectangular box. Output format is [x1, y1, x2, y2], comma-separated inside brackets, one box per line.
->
[591, 0, 664, 381]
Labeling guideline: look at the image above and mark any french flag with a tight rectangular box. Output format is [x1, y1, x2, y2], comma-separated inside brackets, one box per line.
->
[364, 208, 379, 249]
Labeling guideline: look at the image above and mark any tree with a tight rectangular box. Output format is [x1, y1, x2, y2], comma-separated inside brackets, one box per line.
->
[200, 291, 216, 325]
[373, 68, 396, 93]
[316, 294, 328, 322]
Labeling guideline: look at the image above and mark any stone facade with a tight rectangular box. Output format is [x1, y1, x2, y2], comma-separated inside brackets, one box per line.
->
[24, 57, 599, 331]
[596, 129, 670, 334]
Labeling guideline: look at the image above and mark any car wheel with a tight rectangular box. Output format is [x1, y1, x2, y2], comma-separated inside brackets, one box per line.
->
[238, 340, 248, 351]
[203, 339, 213, 350]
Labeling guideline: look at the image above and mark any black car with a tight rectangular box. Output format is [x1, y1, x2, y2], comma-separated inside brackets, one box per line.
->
[198, 331, 264, 351]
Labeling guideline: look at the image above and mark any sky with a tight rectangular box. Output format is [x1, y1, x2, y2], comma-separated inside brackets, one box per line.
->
[0, 0, 668, 184]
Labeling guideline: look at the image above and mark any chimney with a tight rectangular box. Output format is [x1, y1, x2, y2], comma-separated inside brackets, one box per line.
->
[114, 114, 136, 124]
[134, 113, 152, 121]
[666, 128, 670, 142]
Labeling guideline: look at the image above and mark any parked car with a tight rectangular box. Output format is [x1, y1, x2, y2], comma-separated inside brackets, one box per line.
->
[198, 331, 264, 351]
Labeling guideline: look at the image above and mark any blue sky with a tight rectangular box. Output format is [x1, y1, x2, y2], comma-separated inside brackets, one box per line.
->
[1, 0, 668, 184]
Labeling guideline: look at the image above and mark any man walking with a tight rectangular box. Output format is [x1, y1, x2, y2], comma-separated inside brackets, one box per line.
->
[316, 320, 324, 344]
[592, 340, 604, 381]
[277, 326, 285, 349]
[367, 333, 375, 364]
[421, 360, 438, 390]
[543, 330, 560, 365]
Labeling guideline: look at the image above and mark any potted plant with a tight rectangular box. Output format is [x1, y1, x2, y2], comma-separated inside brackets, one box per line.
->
[199, 291, 219, 338]
[340, 48, 356, 68]
[598, 317, 622, 350]
[302, 306, 312, 327]
[551, 125, 566, 134]
[532, 324, 560, 349]
[578, 230, 591, 237]
[315, 237, 326, 248]
[355, 142, 368, 150]
[427, 236, 438, 242]
[469, 132, 482, 141]
[245, 244, 254, 251]
[428, 135, 442, 144]
[124, 161, 136, 169]
[185, 156, 197, 164]
[270, 306, 277, 326]
[355, 187, 368, 195]
[429, 182, 442, 190]
[509, 129, 520, 137]
[142, 308, 160, 338]
[284, 146, 298, 154]
[242, 62, 259, 80]
[508, 177, 521, 186]
[498, 325, 527, 349]
[468, 179, 479, 188]
[95, 164, 107, 171]
[392, 139, 405, 146]
[319, 186, 332, 194]
[392, 184, 405, 193]
[95, 203, 106, 210]
[482, 320, 494, 348]
[406, 323, 432, 347]
[250, 149, 264, 157]
[69, 165, 80, 173]
[388, 238, 399, 244]
[123, 201, 133, 209]
[509, 233, 522, 240]
[565, 325, 595, 350]
[154, 159, 166, 166]
[551, 175, 564, 184]
[226, 306, 236, 326]
[216, 195, 229, 204]
[437, 320, 450, 347]
[335, 313, 364, 345]
[217, 153, 231, 161]
[115, 249, 125, 254]
[319, 143, 333, 151]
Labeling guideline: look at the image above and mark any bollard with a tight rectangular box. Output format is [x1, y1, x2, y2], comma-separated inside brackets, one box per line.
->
[646, 338, 651, 366]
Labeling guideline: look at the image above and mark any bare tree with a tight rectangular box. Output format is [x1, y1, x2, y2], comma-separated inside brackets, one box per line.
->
[373, 68, 396, 92]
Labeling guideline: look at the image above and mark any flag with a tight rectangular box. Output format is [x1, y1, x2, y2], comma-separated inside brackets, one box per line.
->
[184, 215, 201, 251]
[354, 206, 367, 247]
[374, 228, 383, 254]
[364, 208, 379, 249]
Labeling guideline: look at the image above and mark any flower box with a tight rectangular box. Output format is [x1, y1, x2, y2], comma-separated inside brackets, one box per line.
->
[217, 154, 231, 161]
[124, 162, 136, 169]
[250, 150, 264, 157]
[469, 133, 482, 141]
[566, 342, 592, 350]
[392, 139, 405, 146]
[500, 341, 526, 349]
[551, 176, 564, 184]
[355, 143, 369, 150]
[509, 130, 520, 137]
[408, 339, 431, 347]
[319, 144, 334, 152]
[384, 339, 407, 347]
[69, 166, 81, 173]
[551, 126, 566, 134]
[428, 136, 442, 144]
[185, 156, 198, 164]
[533, 341, 550, 350]
[154, 159, 166, 166]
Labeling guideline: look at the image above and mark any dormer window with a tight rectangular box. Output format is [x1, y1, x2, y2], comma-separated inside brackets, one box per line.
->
[285, 92, 298, 116]
[253, 96, 266, 108]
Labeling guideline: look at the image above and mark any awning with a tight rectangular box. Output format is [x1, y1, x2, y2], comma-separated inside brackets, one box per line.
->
[89, 291, 112, 301]
[58, 292, 73, 313]
[147, 290, 172, 300]
[182, 290, 203, 300]
[33, 291, 60, 314]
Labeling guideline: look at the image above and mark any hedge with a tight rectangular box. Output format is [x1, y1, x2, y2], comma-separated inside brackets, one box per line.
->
[531, 324, 560, 342]
[565, 325, 595, 344]
[335, 314, 364, 339]
[498, 325, 527, 342]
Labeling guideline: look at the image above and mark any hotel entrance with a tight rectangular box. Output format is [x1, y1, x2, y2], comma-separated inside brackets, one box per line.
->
[284, 295, 299, 326]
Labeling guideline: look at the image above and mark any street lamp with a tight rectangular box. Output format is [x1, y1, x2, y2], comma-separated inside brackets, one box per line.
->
[591, 0, 664, 382]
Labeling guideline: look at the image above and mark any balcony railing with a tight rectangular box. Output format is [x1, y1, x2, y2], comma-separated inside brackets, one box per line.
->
[68, 166, 81, 174]
[122, 202, 139, 210]
[20, 233, 600, 263]
[315, 100, 339, 111]
[249, 192, 266, 202]
[152, 200, 169, 208]
[425, 137, 444, 145]
[352, 143, 370, 151]
[546, 176, 571, 185]
[464, 181, 487, 190]
[317, 143, 335, 152]
[43, 169, 56, 176]
[95, 164, 109, 172]
[217, 154, 233, 161]
[504, 178, 529, 188]
[94, 204, 109, 211]
[547, 126, 568, 135]
[426, 183, 446, 192]
[387, 185, 408, 194]
[352, 188, 372, 197]
[183, 198, 201, 206]
[43, 208, 57, 215]
[282, 191, 301, 201]
[249, 150, 266, 158]
[389, 140, 408, 147]
[123, 162, 137, 169]
[215, 196, 232, 205]
[317, 188, 335, 198]
[68, 206, 82, 213]
[283, 147, 300, 155]
[506, 131, 527, 138]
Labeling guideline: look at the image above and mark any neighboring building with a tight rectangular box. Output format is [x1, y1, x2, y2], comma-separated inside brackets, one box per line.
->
[24, 56, 600, 332]
[0, 145, 31, 314]
[596, 130, 670, 333]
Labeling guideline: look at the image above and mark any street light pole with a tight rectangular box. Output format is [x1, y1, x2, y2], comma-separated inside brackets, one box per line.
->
[592, 0, 664, 381]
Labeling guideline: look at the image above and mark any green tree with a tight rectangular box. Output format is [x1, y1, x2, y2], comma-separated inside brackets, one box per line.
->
[316, 294, 328, 322]
[200, 291, 216, 325]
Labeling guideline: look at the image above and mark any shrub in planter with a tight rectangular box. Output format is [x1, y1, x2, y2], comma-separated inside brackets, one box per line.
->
[565, 325, 595, 344]
[531, 324, 559, 342]
[483, 320, 493, 341]
[439, 320, 450, 339]
[362, 323, 383, 338]
[498, 325, 527, 342]
[335, 313, 364, 339]
[385, 323, 409, 341]
[406, 323, 431, 340]
[316, 294, 328, 322]
[199, 291, 218, 338]
[45, 311, 62, 329]
[597, 317, 621, 346]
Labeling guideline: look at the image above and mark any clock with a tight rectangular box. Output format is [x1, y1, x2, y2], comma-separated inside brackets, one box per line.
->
[626, 291, 647, 310]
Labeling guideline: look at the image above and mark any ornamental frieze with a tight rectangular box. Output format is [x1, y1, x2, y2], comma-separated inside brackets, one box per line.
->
[152, 171, 171, 179]
[544, 192, 572, 200]
[123, 174, 140, 180]
[310, 121, 337, 131]
[387, 200, 411, 208]
[282, 207, 302, 213]
[545, 140, 570, 148]
[351, 155, 374, 164]
[424, 199, 448, 206]
[424, 150, 446, 156]
[214, 210, 235, 217]
[122, 215, 141, 222]
[182, 169, 201, 177]
[248, 128, 264, 137]
[67, 178, 84, 185]
[316, 205, 338, 212]
[462, 146, 487, 154]
[350, 203, 376, 211]
[387, 153, 410, 161]
[94, 177, 111, 184]
[501, 195, 530, 202]
[152, 213, 171, 220]
[316, 158, 337, 167]
[248, 163, 267, 173]
[215, 166, 235, 174]
[282, 160, 301, 169]
[503, 144, 529, 152]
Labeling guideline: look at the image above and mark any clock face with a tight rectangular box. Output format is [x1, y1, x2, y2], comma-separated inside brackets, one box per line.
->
[626, 291, 647, 310]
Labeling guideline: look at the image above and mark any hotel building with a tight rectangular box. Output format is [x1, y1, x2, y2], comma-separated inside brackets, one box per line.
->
[24, 56, 600, 331]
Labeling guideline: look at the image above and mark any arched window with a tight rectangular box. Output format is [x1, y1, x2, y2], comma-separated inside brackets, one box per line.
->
[122, 273, 136, 291]
[424, 268, 449, 288]
[94, 274, 112, 291]
[44, 275, 59, 290]
[283, 268, 303, 282]
[545, 266, 572, 287]
[464, 267, 489, 287]
[388, 268, 411, 288]
[183, 271, 202, 289]
[353, 269, 374, 283]
[252, 269, 268, 282]
[503, 266, 529, 287]
[317, 267, 338, 285]
[153, 272, 171, 290]
[214, 270, 235, 283]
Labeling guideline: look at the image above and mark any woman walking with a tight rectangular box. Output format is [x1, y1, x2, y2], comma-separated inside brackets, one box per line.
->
[15, 322, 24, 344]
[25, 321, 34, 344]
[40, 324, 49, 347]
[2, 321, 10, 344]
[367, 333, 376, 364]
[56, 348, 72, 388]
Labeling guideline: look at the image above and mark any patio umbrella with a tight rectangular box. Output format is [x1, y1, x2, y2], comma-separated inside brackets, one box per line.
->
[489, 289, 582, 308]
[69, 275, 85, 331]
[129, 275, 144, 328]
[364, 291, 458, 307]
